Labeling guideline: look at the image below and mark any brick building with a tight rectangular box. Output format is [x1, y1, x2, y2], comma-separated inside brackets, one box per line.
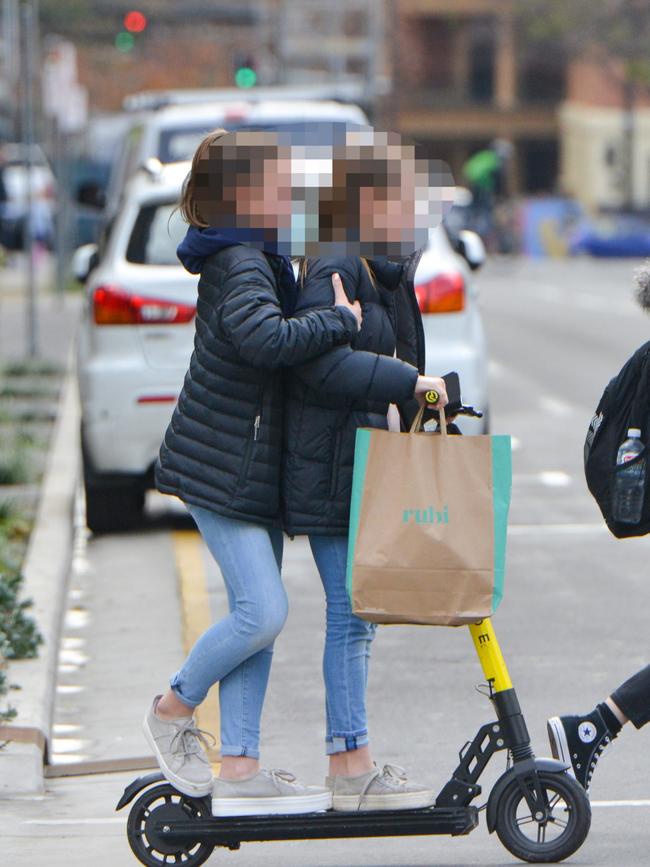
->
[383, 0, 566, 196]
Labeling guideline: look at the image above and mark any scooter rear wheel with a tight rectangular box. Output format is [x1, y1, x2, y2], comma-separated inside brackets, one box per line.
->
[126, 782, 214, 867]
[494, 771, 591, 863]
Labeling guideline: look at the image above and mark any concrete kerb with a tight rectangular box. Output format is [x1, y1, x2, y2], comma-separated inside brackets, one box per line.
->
[0, 347, 80, 796]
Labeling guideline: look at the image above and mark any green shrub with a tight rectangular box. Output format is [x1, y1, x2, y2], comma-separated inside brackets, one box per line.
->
[0, 448, 30, 485]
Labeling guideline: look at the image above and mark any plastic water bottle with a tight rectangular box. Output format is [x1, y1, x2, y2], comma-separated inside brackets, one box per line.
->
[613, 428, 646, 523]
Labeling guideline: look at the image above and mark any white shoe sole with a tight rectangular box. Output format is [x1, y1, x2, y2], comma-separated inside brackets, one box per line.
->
[332, 790, 436, 812]
[547, 717, 575, 779]
[142, 712, 213, 799]
[212, 791, 332, 817]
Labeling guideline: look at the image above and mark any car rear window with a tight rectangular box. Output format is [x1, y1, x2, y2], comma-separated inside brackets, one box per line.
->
[126, 202, 187, 265]
[157, 120, 367, 163]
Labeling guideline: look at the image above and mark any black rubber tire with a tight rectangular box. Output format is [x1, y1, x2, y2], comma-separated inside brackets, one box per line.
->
[126, 783, 213, 867]
[494, 771, 591, 863]
[84, 479, 145, 533]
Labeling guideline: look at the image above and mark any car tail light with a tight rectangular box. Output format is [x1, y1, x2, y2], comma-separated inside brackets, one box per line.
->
[93, 285, 196, 325]
[414, 272, 465, 314]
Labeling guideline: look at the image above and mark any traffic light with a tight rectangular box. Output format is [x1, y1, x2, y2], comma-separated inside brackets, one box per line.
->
[124, 10, 147, 32]
[233, 53, 257, 89]
[115, 10, 147, 53]
[115, 31, 135, 52]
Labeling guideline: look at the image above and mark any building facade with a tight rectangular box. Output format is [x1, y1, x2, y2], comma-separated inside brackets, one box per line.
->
[384, 0, 566, 196]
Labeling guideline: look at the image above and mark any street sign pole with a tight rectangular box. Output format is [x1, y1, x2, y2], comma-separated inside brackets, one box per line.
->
[19, 0, 37, 357]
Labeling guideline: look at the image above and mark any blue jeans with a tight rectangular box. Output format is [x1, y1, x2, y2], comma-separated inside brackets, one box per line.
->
[170, 504, 287, 759]
[309, 535, 377, 756]
[170, 505, 376, 757]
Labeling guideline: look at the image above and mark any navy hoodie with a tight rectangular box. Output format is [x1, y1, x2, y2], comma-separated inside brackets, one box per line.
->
[177, 226, 298, 315]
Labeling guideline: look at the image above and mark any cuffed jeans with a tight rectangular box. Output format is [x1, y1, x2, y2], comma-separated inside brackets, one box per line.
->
[611, 664, 650, 729]
[309, 535, 377, 756]
[169, 505, 376, 758]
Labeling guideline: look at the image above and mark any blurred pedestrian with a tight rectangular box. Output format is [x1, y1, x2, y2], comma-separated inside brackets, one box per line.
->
[462, 138, 513, 243]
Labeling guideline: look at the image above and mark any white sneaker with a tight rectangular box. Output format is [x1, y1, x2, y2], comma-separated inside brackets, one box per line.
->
[212, 768, 332, 816]
[142, 695, 214, 798]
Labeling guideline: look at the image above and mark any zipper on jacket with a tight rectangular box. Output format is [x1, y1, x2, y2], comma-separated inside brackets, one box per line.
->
[253, 413, 261, 441]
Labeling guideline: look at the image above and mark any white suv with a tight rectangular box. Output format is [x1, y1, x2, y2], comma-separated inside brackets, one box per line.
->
[76, 163, 487, 533]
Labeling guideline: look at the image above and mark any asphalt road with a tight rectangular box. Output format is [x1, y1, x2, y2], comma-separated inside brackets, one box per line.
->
[3, 256, 650, 866]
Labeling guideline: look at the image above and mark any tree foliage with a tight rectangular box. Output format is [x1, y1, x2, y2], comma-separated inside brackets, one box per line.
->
[519, 0, 650, 85]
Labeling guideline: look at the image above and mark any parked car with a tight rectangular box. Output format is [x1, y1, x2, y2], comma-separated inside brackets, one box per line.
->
[75, 161, 487, 533]
[101, 99, 369, 223]
[417, 209, 488, 436]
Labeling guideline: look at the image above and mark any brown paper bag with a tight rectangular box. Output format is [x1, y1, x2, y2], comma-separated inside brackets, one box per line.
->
[346, 407, 512, 626]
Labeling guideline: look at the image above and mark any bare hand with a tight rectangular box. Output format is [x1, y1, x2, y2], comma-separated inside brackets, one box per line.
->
[332, 272, 362, 331]
[414, 375, 448, 409]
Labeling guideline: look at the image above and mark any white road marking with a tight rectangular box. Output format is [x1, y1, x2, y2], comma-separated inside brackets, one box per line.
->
[513, 279, 637, 317]
[22, 818, 126, 826]
[513, 471, 572, 487]
[539, 396, 575, 418]
[591, 800, 650, 808]
[488, 359, 506, 378]
[508, 523, 607, 535]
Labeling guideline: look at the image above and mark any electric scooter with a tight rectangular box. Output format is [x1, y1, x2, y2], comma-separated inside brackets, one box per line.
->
[117, 399, 591, 864]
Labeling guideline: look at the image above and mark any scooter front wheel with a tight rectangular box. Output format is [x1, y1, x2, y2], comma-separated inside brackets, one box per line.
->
[126, 782, 214, 867]
[494, 771, 591, 863]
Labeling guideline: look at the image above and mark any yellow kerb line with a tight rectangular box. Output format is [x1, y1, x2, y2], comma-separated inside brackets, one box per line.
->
[172, 529, 221, 768]
[468, 618, 513, 693]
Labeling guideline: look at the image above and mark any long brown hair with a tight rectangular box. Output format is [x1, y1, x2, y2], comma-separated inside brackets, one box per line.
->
[178, 128, 229, 227]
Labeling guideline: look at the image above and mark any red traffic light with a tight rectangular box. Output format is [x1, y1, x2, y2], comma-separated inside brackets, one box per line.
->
[124, 10, 147, 33]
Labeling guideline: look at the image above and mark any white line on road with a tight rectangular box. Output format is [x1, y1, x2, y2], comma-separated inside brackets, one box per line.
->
[591, 800, 650, 808]
[512, 471, 573, 487]
[538, 396, 575, 418]
[22, 818, 126, 825]
[508, 523, 607, 535]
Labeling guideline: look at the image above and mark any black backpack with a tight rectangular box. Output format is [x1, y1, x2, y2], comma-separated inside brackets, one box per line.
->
[584, 341, 650, 538]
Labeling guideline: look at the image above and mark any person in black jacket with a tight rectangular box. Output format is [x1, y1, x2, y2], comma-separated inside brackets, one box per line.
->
[144, 130, 368, 814]
[282, 252, 446, 812]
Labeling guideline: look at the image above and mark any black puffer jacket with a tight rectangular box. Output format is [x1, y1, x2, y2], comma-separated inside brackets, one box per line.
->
[154, 243, 359, 525]
[282, 253, 425, 536]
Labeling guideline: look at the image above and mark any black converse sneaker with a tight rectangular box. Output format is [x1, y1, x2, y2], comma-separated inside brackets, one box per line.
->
[547, 709, 613, 791]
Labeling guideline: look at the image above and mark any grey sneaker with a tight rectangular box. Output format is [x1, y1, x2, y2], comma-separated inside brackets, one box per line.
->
[212, 768, 332, 816]
[142, 695, 214, 798]
[326, 763, 436, 812]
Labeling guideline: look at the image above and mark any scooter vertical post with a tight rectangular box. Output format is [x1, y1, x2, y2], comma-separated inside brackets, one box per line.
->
[469, 619, 534, 761]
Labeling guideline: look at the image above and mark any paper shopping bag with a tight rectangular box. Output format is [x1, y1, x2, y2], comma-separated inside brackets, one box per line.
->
[346, 407, 511, 626]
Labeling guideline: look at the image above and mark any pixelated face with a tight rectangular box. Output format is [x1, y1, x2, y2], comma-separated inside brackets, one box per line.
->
[193, 127, 454, 257]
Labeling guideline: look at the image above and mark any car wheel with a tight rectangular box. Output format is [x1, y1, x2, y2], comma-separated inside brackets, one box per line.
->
[84, 480, 145, 534]
[81, 431, 146, 533]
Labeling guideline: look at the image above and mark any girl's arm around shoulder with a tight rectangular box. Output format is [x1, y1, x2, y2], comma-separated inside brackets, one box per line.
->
[216, 255, 358, 368]
[293, 258, 361, 314]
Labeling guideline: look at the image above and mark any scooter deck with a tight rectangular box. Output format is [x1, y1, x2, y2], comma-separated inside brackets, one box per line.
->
[158, 805, 479, 847]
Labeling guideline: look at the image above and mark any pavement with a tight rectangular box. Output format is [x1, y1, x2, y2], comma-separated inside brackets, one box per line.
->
[1, 256, 650, 865]
[0, 253, 82, 365]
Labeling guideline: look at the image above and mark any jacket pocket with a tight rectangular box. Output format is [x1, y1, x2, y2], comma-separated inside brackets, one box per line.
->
[234, 390, 263, 493]
[328, 427, 343, 498]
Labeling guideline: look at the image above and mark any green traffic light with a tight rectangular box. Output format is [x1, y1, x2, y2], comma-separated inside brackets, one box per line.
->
[235, 66, 257, 88]
[115, 31, 135, 52]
